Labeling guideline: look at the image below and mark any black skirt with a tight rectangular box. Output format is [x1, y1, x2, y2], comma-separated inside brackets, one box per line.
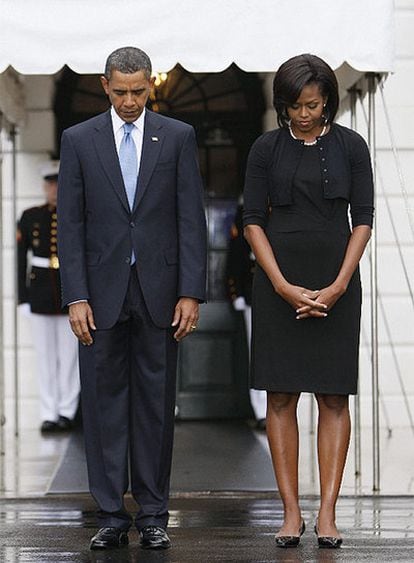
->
[251, 226, 361, 395]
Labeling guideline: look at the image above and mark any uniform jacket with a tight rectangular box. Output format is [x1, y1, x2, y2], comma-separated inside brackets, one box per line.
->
[57, 109, 207, 329]
[17, 204, 66, 315]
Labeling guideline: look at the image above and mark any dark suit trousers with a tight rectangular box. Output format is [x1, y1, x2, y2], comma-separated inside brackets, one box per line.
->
[79, 267, 178, 530]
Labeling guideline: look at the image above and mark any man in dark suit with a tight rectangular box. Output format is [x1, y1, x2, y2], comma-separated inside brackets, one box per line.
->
[57, 46, 207, 551]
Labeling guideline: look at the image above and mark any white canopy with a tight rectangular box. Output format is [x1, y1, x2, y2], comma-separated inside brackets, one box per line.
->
[1, 0, 394, 75]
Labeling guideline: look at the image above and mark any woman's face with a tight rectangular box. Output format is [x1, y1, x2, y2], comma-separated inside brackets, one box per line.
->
[287, 82, 327, 135]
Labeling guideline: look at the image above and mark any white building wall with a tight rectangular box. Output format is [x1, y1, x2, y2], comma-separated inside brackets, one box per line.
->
[357, 0, 414, 429]
[1, 75, 58, 429]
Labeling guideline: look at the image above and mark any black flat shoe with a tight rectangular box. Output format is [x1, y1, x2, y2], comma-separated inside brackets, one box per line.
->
[275, 519, 305, 548]
[314, 520, 343, 549]
[90, 527, 129, 550]
[140, 525, 171, 550]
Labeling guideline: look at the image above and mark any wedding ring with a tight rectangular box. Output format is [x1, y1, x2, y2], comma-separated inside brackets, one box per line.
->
[190, 325, 197, 331]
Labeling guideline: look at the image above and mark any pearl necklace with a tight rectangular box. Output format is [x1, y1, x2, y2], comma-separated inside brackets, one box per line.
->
[288, 123, 327, 146]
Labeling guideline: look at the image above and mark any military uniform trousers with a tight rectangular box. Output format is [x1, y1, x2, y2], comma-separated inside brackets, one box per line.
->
[30, 313, 80, 422]
[242, 305, 267, 421]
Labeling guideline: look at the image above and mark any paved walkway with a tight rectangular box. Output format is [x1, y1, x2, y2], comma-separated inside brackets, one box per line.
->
[1, 420, 414, 561]
[0, 494, 414, 562]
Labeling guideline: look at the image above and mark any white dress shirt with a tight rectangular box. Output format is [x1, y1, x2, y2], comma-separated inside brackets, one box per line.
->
[111, 106, 145, 174]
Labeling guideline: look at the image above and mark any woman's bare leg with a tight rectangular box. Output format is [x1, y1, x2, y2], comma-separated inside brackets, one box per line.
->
[267, 392, 302, 535]
[315, 393, 351, 538]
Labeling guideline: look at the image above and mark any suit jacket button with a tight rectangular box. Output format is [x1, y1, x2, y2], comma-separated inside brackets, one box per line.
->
[130, 221, 135, 228]
[125, 257, 131, 264]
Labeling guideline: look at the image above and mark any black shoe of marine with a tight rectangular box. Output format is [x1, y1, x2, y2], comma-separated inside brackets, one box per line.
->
[57, 415, 73, 431]
[90, 527, 129, 550]
[40, 420, 59, 433]
[139, 526, 171, 550]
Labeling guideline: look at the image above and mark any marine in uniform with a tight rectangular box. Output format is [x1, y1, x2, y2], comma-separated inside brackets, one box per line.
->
[227, 200, 267, 428]
[17, 161, 80, 433]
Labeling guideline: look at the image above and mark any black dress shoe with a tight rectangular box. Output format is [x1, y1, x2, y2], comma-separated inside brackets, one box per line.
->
[40, 420, 59, 433]
[57, 416, 73, 431]
[256, 418, 266, 431]
[314, 520, 343, 549]
[140, 526, 171, 550]
[275, 520, 305, 548]
[90, 527, 129, 550]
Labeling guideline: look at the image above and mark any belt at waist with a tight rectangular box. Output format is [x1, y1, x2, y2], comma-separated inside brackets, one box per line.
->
[31, 256, 60, 269]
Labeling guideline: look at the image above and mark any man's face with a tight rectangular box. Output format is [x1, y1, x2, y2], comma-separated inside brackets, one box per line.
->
[100, 70, 155, 123]
[44, 179, 58, 206]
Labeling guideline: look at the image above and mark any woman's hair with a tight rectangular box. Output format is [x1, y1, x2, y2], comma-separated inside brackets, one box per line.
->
[273, 54, 339, 128]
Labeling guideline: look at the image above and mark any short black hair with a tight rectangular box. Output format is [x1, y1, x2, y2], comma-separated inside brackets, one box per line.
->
[104, 46, 152, 80]
[44, 174, 58, 182]
[273, 54, 339, 128]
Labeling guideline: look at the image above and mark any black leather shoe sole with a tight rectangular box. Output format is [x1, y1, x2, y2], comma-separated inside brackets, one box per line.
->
[141, 537, 171, 550]
[40, 421, 59, 433]
[90, 531, 128, 550]
[57, 416, 73, 431]
[140, 527, 171, 550]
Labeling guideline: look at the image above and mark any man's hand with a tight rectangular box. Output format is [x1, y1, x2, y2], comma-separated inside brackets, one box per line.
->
[171, 297, 199, 341]
[18, 303, 31, 318]
[233, 296, 247, 311]
[69, 302, 96, 345]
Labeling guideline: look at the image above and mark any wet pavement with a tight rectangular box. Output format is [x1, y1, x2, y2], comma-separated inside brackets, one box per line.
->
[0, 493, 413, 562]
[2, 422, 414, 498]
[1, 420, 414, 561]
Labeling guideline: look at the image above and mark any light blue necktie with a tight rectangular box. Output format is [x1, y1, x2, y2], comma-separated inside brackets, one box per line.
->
[119, 123, 137, 263]
[119, 123, 138, 210]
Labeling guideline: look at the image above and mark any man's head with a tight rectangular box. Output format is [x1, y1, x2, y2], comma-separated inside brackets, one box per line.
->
[104, 46, 152, 81]
[41, 161, 59, 206]
[101, 46, 155, 123]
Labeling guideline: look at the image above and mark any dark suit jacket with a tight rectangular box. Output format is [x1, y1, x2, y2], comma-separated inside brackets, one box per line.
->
[57, 109, 207, 329]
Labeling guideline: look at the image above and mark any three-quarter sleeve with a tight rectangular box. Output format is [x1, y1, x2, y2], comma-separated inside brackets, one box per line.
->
[243, 136, 270, 229]
[349, 134, 374, 228]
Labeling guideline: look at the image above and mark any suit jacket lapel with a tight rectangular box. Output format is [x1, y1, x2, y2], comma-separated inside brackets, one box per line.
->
[92, 111, 130, 213]
[133, 111, 164, 212]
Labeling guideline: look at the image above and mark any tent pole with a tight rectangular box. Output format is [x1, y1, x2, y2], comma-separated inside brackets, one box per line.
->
[0, 115, 6, 489]
[367, 73, 380, 492]
[349, 88, 362, 480]
[10, 125, 19, 437]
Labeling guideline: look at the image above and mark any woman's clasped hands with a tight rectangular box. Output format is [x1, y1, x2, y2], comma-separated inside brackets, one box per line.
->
[278, 283, 346, 320]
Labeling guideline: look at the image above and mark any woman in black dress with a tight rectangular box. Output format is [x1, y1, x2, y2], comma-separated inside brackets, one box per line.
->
[243, 54, 373, 548]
